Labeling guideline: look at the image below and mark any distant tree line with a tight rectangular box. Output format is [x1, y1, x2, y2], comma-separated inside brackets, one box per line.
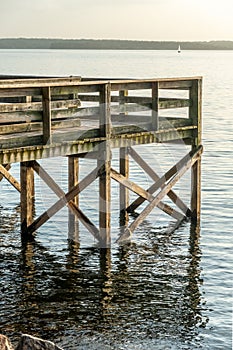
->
[0, 38, 233, 50]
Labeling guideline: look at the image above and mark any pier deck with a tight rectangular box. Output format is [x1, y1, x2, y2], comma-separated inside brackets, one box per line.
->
[0, 75, 202, 245]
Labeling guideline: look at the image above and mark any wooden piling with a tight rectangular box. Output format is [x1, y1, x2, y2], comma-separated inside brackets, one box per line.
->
[68, 156, 79, 240]
[20, 161, 35, 236]
[191, 157, 201, 223]
[98, 82, 112, 246]
[119, 147, 129, 226]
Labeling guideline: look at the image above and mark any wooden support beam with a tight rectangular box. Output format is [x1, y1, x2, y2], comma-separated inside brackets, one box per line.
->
[42, 86, 51, 144]
[111, 168, 154, 201]
[26, 166, 100, 236]
[117, 145, 203, 242]
[68, 156, 79, 240]
[0, 164, 21, 192]
[0, 164, 11, 181]
[111, 168, 185, 221]
[191, 155, 201, 223]
[20, 161, 35, 236]
[128, 147, 191, 216]
[98, 147, 111, 246]
[0, 164, 11, 182]
[119, 147, 129, 225]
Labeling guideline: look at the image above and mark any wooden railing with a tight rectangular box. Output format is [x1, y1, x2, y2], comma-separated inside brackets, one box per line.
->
[0, 76, 202, 149]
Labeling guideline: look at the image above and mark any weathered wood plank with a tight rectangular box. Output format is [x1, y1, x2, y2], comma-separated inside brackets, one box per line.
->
[0, 134, 43, 149]
[111, 81, 152, 91]
[0, 164, 21, 192]
[0, 108, 83, 124]
[0, 88, 42, 98]
[80, 94, 190, 109]
[112, 124, 151, 135]
[115, 103, 150, 114]
[77, 100, 189, 119]
[0, 163, 11, 181]
[110, 78, 195, 91]
[0, 118, 81, 135]
[0, 124, 196, 151]
[51, 84, 103, 95]
[79, 94, 103, 102]
[0, 76, 81, 88]
[0, 99, 81, 112]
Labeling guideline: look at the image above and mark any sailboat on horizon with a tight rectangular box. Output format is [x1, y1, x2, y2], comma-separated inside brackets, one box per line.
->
[178, 44, 181, 53]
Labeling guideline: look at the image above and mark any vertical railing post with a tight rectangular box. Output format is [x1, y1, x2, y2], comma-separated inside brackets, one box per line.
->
[25, 95, 32, 103]
[20, 161, 35, 238]
[151, 81, 159, 131]
[189, 78, 202, 146]
[42, 86, 51, 144]
[98, 82, 112, 247]
[119, 89, 128, 117]
[68, 155, 79, 241]
[189, 78, 202, 223]
[99, 82, 112, 137]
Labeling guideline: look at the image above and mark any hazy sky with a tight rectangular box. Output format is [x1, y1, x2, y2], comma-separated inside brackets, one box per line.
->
[0, 0, 232, 41]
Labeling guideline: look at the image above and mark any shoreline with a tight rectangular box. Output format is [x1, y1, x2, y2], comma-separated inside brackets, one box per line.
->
[0, 38, 233, 50]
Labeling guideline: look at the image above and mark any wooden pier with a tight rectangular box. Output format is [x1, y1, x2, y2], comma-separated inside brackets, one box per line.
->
[0, 75, 202, 246]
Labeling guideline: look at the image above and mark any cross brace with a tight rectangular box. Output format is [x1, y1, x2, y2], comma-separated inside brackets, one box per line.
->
[117, 145, 203, 242]
[26, 165, 101, 239]
[0, 164, 21, 192]
[111, 168, 185, 222]
[127, 147, 191, 216]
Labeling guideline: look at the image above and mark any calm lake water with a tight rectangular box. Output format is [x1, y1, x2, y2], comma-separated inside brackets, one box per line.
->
[0, 50, 232, 349]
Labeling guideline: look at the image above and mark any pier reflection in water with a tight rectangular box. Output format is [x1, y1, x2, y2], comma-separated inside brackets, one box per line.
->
[0, 207, 207, 349]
